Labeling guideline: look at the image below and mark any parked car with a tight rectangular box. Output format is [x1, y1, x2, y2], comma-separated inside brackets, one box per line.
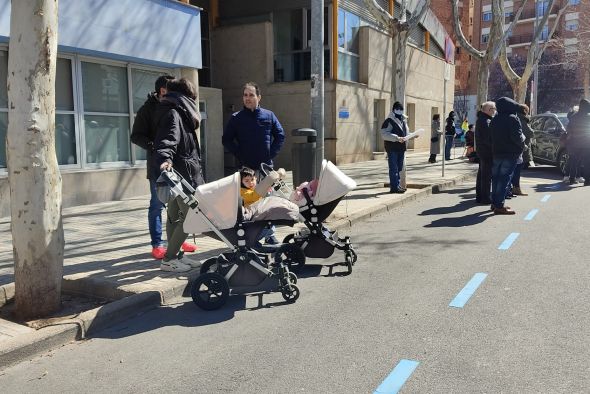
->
[530, 112, 570, 174]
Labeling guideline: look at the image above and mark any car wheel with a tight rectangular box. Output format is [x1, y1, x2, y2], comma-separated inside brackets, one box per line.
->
[557, 150, 569, 175]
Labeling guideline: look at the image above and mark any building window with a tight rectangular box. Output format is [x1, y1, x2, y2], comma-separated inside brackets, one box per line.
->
[481, 34, 490, 43]
[81, 62, 130, 165]
[537, 1, 549, 17]
[55, 58, 78, 166]
[273, 8, 330, 82]
[337, 8, 360, 82]
[566, 22, 579, 31]
[482, 12, 492, 22]
[540, 25, 549, 41]
[0, 50, 172, 171]
[569, 0, 580, 5]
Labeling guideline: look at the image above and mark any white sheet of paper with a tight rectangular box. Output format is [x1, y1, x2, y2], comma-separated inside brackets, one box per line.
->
[406, 128, 424, 140]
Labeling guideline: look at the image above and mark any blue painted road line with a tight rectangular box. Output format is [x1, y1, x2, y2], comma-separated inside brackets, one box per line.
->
[498, 232, 520, 250]
[374, 359, 420, 394]
[524, 209, 539, 221]
[449, 273, 488, 308]
[541, 194, 551, 202]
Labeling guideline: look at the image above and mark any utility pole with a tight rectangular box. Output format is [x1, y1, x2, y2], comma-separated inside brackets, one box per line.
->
[311, 0, 325, 178]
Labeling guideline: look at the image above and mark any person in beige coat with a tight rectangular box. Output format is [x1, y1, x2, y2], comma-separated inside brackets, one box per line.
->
[429, 114, 442, 163]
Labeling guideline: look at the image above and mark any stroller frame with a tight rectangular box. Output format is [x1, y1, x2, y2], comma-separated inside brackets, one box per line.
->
[260, 163, 358, 275]
[159, 170, 300, 310]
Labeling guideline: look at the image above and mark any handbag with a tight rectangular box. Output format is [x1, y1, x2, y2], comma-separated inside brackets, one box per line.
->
[430, 136, 439, 143]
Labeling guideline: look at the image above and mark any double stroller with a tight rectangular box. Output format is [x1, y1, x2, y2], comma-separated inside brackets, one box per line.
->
[160, 170, 303, 311]
[262, 160, 358, 274]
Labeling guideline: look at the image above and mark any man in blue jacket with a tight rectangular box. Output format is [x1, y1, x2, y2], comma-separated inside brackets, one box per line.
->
[222, 82, 285, 172]
[490, 97, 525, 215]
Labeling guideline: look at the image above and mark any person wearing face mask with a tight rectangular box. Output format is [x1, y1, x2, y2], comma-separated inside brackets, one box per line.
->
[475, 101, 496, 204]
[381, 101, 409, 193]
[444, 111, 456, 160]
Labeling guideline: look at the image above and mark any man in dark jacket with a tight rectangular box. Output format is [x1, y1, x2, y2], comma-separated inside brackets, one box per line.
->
[154, 78, 204, 272]
[381, 101, 408, 193]
[566, 98, 590, 185]
[130, 75, 197, 260]
[475, 101, 496, 204]
[490, 97, 525, 215]
[222, 82, 285, 171]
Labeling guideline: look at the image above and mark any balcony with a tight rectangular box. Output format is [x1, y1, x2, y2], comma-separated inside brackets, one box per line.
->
[508, 32, 556, 46]
[517, 9, 557, 22]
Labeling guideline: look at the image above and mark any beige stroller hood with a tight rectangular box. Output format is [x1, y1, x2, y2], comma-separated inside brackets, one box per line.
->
[314, 160, 357, 206]
[183, 173, 240, 234]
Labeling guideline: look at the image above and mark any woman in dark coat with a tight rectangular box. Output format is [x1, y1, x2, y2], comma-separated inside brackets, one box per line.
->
[444, 111, 456, 160]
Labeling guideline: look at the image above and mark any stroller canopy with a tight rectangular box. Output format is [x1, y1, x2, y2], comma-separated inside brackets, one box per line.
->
[184, 173, 240, 234]
[314, 160, 357, 206]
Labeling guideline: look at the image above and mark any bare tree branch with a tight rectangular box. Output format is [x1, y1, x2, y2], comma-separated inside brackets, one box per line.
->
[363, 0, 393, 28]
[451, 0, 483, 59]
[408, 0, 431, 26]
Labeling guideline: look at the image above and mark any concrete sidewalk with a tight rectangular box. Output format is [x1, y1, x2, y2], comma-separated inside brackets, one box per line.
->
[0, 151, 478, 368]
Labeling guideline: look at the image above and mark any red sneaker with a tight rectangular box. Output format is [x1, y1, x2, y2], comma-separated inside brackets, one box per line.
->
[181, 242, 198, 253]
[151, 246, 167, 260]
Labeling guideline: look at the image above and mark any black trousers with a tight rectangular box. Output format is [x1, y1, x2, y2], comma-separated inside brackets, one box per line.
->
[476, 156, 493, 202]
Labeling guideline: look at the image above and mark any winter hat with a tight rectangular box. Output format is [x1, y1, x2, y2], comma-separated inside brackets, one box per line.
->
[392, 101, 404, 111]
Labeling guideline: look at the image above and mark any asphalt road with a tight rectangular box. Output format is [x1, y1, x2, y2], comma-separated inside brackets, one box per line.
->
[1, 167, 589, 394]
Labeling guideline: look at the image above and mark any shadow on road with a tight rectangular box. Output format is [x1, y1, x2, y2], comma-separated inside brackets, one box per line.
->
[424, 209, 494, 228]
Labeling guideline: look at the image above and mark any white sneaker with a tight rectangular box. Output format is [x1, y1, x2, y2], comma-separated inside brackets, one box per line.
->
[160, 259, 191, 273]
[528, 161, 536, 168]
[576, 177, 585, 183]
[178, 255, 201, 268]
[563, 175, 570, 183]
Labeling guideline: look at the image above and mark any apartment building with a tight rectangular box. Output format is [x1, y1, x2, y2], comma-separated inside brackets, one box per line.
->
[472, 0, 589, 111]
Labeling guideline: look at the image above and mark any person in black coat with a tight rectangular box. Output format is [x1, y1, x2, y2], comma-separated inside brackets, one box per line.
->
[153, 78, 205, 272]
[381, 101, 409, 193]
[444, 111, 456, 160]
[490, 97, 525, 215]
[475, 102, 496, 204]
[130, 75, 184, 260]
[566, 98, 590, 185]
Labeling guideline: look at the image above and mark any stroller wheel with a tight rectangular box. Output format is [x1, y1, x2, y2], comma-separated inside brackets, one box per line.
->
[288, 272, 298, 285]
[345, 253, 353, 275]
[199, 257, 218, 274]
[282, 234, 295, 244]
[281, 284, 300, 303]
[349, 249, 358, 265]
[280, 244, 306, 271]
[191, 272, 229, 311]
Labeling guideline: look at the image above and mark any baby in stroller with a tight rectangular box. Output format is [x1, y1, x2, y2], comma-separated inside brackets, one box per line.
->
[262, 160, 358, 274]
[159, 169, 303, 310]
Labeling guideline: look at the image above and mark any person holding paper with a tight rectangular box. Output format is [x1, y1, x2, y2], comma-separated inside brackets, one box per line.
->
[381, 101, 411, 194]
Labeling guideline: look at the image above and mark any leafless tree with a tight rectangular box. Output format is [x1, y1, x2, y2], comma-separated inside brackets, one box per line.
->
[451, 0, 523, 105]
[364, 0, 431, 108]
[498, 0, 569, 103]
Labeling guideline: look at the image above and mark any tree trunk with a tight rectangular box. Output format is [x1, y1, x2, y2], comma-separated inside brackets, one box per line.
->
[512, 79, 528, 103]
[392, 30, 409, 106]
[7, 0, 64, 320]
[476, 60, 491, 106]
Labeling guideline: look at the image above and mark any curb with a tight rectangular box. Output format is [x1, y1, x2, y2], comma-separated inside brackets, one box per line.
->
[0, 170, 477, 370]
[0, 290, 162, 370]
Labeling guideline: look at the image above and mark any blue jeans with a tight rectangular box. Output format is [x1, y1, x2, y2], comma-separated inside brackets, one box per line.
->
[491, 157, 518, 208]
[444, 136, 454, 160]
[387, 150, 405, 190]
[148, 179, 165, 247]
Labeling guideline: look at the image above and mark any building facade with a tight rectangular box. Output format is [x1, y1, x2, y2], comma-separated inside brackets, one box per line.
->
[200, 0, 454, 172]
[0, 0, 225, 217]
